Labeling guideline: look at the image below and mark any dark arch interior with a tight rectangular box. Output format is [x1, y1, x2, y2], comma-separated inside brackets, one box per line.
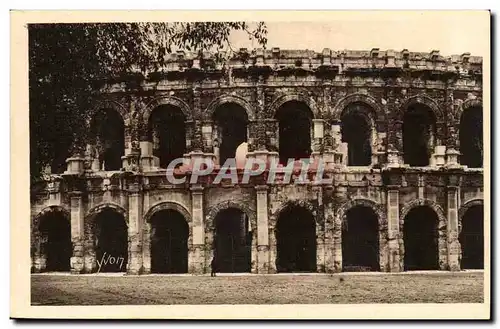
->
[39, 210, 72, 272]
[459, 205, 484, 269]
[149, 105, 187, 169]
[342, 206, 380, 272]
[275, 101, 313, 165]
[91, 109, 125, 171]
[460, 106, 483, 168]
[213, 104, 248, 166]
[341, 103, 373, 166]
[150, 209, 189, 273]
[276, 205, 317, 272]
[214, 208, 251, 273]
[94, 209, 128, 272]
[403, 105, 436, 167]
[403, 206, 439, 270]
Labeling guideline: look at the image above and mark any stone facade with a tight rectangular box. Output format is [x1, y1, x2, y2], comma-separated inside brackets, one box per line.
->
[31, 48, 484, 274]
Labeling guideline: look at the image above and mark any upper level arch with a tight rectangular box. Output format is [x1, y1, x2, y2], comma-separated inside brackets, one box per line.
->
[397, 94, 444, 123]
[205, 94, 255, 121]
[400, 198, 446, 225]
[143, 96, 193, 125]
[332, 93, 384, 122]
[459, 98, 482, 120]
[86, 99, 128, 129]
[269, 93, 317, 119]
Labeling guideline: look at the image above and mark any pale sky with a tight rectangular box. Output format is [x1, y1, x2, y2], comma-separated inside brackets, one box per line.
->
[228, 12, 489, 57]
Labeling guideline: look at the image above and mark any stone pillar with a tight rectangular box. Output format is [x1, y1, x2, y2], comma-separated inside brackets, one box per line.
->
[185, 120, 194, 154]
[139, 110, 158, 171]
[446, 184, 461, 271]
[255, 185, 270, 273]
[247, 120, 272, 167]
[65, 156, 85, 174]
[70, 192, 85, 273]
[333, 185, 347, 272]
[313, 186, 325, 272]
[432, 145, 446, 167]
[331, 121, 346, 167]
[385, 90, 403, 167]
[202, 120, 214, 153]
[266, 119, 280, 164]
[386, 122, 403, 168]
[187, 120, 216, 168]
[190, 185, 205, 274]
[445, 123, 461, 168]
[386, 186, 401, 272]
[311, 119, 324, 164]
[83, 221, 97, 273]
[31, 224, 46, 273]
[323, 187, 336, 273]
[124, 142, 142, 172]
[268, 219, 277, 274]
[127, 179, 143, 274]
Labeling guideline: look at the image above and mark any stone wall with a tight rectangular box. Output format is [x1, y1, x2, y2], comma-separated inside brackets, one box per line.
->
[31, 48, 485, 274]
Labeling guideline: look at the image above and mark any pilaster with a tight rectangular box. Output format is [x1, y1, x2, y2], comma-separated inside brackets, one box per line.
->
[69, 192, 85, 273]
[190, 185, 205, 274]
[386, 185, 401, 272]
[255, 185, 270, 273]
[447, 174, 461, 271]
[127, 176, 143, 274]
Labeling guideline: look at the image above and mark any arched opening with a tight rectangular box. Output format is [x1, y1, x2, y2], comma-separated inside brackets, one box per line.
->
[275, 101, 313, 165]
[403, 206, 439, 270]
[403, 104, 436, 166]
[341, 103, 373, 166]
[460, 106, 483, 168]
[213, 103, 248, 167]
[90, 109, 125, 171]
[38, 210, 71, 272]
[342, 206, 380, 271]
[148, 105, 187, 169]
[276, 205, 316, 272]
[459, 205, 484, 269]
[150, 209, 189, 273]
[214, 208, 251, 273]
[94, 208, 128, 272]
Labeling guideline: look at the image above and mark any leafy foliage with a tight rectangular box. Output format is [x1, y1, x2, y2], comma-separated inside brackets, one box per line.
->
[29, 22, 267, 183]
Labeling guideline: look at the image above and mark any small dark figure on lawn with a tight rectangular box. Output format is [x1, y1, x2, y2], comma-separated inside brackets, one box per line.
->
[211, 257, 217, 277]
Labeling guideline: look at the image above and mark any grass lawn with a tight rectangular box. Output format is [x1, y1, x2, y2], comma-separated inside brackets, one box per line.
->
[31, 272, 484, 305]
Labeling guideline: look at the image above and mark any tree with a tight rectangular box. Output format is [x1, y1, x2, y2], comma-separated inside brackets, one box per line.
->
[29, 22, 268, 184]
